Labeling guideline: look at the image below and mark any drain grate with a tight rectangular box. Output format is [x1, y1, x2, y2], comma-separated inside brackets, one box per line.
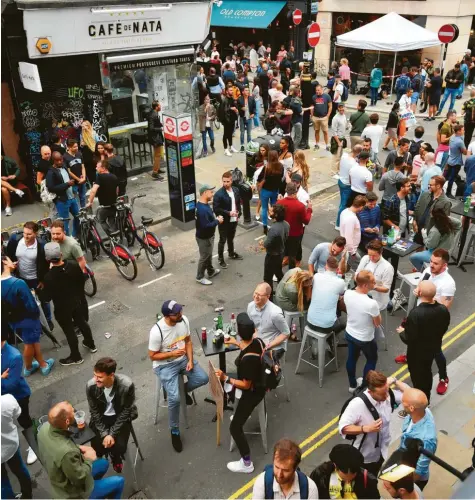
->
[107, 300, 129, 313]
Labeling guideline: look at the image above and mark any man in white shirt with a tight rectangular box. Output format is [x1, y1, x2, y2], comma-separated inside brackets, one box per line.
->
[331, 103, 348, 174]
[348, 151, 373, 207]
[398, 88, 413, 114]
[361, 114, 384, 155]
[148, 300, 209, 452]
[269, 83, 286, 103]
[340, 195, 367, 264]
[1, 394, 33, 499]
[339, 371, 407, 477]
[336, 144, 362, 230]
[343, 270, 381, 391]
[333, 74, 345, 104]
[252, 438, 319, 499]
[286, 173, 309, 205]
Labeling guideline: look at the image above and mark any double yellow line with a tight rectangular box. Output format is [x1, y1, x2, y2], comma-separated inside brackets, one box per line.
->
[229, 311, 475, 499]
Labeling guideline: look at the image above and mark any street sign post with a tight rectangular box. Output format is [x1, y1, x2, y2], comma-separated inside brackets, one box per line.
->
[308, 22, 321, 48]
[292, 9, 302, 26]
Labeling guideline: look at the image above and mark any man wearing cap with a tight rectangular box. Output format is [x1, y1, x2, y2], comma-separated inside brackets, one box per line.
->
[148, 300, 208, 452]
[40, 242, 97, 366]
[285, 173, 309, 205]
[195, 184, 223, 285]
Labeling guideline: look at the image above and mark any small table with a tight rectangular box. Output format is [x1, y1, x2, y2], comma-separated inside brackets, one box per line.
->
[70, 424, 96, 446]
[382, 238, 424, 294]
[450, 201, 475, 272]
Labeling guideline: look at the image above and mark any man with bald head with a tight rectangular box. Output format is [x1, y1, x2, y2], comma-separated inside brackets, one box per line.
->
[247, 282, 290, 355]
[46, 152, 80, 236]
[37, 145, 52, 185]
[38, 401, 124, 499]
[396, 387, 437, 491]
[397, 280, 450, 406]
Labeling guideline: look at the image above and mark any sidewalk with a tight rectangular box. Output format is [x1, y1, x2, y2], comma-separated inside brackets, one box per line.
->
[381, 344, 475, 499]
[1, 126, 337, 231]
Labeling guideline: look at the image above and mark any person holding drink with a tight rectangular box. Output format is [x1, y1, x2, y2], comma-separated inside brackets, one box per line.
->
[215, 313, 265, 474]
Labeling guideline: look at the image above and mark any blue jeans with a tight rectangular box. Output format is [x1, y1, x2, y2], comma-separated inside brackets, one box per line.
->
[155, 357, 209, 430]
[240, 117, 252, 146]
[260, 188, 278, 228]
[55, 197, 80, 236]
[445, 164, 461, 196]
[253, 100, 261, 127]
[438, 88, 458, 113]
[73, 183, 87, 208]
[89, 458, 125, 499]
[24, 278, 52, 322]
[409, 249, 433, 271]
[345, 331, 378, 388]
[1, 447, 32, 499]
[337, 180, 351, 227]
[370, 87, 378, 105]
[201, 127, 215, 153]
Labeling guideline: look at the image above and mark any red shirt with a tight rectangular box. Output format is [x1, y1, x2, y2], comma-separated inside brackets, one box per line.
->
[277, 197, 312, 237]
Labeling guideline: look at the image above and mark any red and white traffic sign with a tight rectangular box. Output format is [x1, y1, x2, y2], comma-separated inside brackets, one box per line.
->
[438, 24, 456, 44]
[165, 117, 176, 135]
[292, 9, 302, 26]
[308, 22, 321, 47]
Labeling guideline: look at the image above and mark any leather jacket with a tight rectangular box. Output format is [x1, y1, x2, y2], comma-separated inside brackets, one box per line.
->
[148, 109, 164, 146]
[86, 374, 138, 438]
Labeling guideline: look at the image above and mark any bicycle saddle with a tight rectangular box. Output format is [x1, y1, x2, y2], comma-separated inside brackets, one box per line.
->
[141, 216, 153, 225]
[109, 230, 121, 238]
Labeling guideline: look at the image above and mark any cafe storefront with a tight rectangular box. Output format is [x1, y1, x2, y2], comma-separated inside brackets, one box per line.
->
[3, 0, 211, 180]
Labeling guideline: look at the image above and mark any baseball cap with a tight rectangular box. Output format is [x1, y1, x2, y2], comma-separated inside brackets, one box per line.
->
[161, 300, 183, 316]
[44, 242, 61, 261]
[291, 173, 303, 183]
[199, 184, 215, 195]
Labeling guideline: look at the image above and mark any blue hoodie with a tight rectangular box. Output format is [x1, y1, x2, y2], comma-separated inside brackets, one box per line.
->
[1, 276, 40, 329]
[1, 341, 31, 401]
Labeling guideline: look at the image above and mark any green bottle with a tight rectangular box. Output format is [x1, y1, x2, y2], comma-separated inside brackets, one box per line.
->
[464, 196, 471, 214]
[217, 311, 223, 330]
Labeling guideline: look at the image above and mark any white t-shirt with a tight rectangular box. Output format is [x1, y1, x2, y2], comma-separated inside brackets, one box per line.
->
[333, 82, 344, 104]
[468, 141, 475, 155]
[228, 188, 237, 222]
[399, 197, 407, 234]
[356, 256, 394, 310]
[417, 268, 456, 305]
[103, 386, 116, 416]
[339, 154, 357, 186]
[340, 209, 361, 255]
[285, 186, 309, 205]
[399, 94, 411, 113]
[361, 125, 384, 154]
[148, 316, 190, 368]
[15, 238, 38, 281]
[349, 164, 372, 193]
[344, 289, 380, 341]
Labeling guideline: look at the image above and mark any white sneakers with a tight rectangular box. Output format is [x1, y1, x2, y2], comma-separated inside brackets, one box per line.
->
[15, 189, 24, 198]
[348, 377, 364, 394]
[227, 458, 254, 473]
[196, 278, 212, 285]
[5, 206, 12, 216]
[26, 446, 38, 465]
[230, 146, 238, 153]
[224, 149, 232, 157]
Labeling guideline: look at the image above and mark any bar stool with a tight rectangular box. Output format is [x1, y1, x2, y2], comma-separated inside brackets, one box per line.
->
[124, 423, 144, 492]
[153, 372, 196, 429]
[275, 350, 291, 402]
[391, 271, 421, 315]
[111, 136, 132, 166]
[283, 310, 306, 341]
[131, 132, 152, 168]
[295, 325, 339, 388]
[230, 396, 267, 454]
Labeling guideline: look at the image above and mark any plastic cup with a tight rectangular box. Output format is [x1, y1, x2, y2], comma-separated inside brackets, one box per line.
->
[37, 414, 48, 430]
[75, 410, 86, 429]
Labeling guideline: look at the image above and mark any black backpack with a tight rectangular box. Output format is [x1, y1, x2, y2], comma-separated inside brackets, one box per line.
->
[241, 338, 282, 391]
[339, 386, 397, 450]
[231, 167, 244, 186]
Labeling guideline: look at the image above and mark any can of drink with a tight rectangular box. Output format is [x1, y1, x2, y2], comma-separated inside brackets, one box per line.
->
[201, 327, 207, 343]
[213, 317, 219, 329]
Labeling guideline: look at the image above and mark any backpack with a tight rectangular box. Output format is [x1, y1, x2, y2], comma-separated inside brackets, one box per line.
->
[341, 84, 349, 102]
[241, 338, 282, 391]
[411, 75, 422, 92]
[231, 167, 244, 186]
[339, 386, 397, 450]
[263, 464, 309, 499]
[40, 179, 56, 204]
[395, 75, 410, 93]
[409, 140, 422, 159]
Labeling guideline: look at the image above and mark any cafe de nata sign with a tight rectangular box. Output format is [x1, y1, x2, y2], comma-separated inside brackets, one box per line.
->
[23, 2, 212, 59]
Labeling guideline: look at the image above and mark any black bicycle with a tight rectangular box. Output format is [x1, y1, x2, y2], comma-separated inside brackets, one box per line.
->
[115, 194, 165, 270]
[77, 207, 138, 281]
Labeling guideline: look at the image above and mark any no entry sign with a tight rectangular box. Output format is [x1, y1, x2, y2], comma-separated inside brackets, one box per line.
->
[438, 24, 457, 44]
[308, 22, 321, 47]
[292, 9, 302, 26]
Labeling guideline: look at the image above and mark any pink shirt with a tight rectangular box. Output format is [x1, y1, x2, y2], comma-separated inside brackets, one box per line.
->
[340, 208, 361, 255]
[339, 64, 351, 81]
[277, 50, 287, 64]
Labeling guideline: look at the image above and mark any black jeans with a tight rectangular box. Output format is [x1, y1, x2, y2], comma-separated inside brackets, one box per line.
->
[118, 181, 127, 196]
[365, 455, 384, 477]
[435, 350, 447, 380]
[218, 222, 237, 259]
[286, 235, 303, 269]
[223, 121, 234, 149]
[91, 416, 131, 463]
[262, 91, 269, 114]
[55, 300, 95, 360]
[263, 253, 284, 293]
[97, 206, 118, 235]
[464, 122, 475, 148]
[407, 351, 434, 403]
[17, 396, 33, 430]
[1, 447, 33, 499]
[230, 389, 266, 457]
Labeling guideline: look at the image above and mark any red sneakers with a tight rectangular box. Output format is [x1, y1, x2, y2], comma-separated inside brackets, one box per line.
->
[112, 461, 123, 474]
[436, 378, 449, 395]
[395, 354, 407, 364]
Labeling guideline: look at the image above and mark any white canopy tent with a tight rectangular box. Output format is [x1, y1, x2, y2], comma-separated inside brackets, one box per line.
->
[336, 12, 442, 94]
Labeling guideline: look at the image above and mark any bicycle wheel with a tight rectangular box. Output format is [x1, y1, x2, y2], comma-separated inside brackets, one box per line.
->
[111, 243, 138, 281]
[144, 232, 165, 270]
[84, 268, 97, 297]
[79, 223, 88, 252]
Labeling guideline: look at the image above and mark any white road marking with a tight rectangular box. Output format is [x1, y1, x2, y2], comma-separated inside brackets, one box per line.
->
[137, 273, 173, 289]
[88, 301, 105, 310]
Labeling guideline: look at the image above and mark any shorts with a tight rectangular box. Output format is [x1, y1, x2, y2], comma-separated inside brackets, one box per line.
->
[387, 128, 398, 139]
[312, 116, 329, 133]
[411, 92, 419, 104]
[429, 94, 441, 108]
[16, 323, 42, 345]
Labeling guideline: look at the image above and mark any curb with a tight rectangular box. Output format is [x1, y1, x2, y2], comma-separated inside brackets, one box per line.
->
[344, 102, 446, 120]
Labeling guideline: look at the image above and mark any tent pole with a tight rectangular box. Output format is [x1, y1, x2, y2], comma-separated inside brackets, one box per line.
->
[390, 51, 397, 101]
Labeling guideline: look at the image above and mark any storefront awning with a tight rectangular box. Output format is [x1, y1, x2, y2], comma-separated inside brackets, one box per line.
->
[211, 0, 286, 29]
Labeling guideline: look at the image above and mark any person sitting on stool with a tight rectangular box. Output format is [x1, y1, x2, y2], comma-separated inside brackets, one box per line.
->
[87, 357, 137, 474]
